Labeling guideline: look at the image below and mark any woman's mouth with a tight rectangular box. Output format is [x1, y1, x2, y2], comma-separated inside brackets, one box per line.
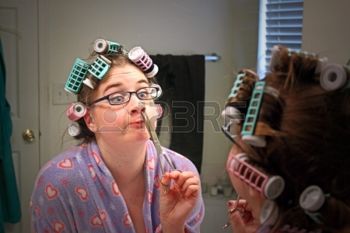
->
[129, 121, 145, 128]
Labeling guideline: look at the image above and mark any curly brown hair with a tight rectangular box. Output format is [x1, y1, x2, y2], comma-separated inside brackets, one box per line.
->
[226, 46, 350, 232]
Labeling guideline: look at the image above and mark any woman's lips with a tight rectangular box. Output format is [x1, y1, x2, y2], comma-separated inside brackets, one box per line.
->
[129, 121, 145, 128]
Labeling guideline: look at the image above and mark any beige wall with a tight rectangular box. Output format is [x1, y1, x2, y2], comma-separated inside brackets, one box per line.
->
[38, 0, 259, 186]
[303, 0, 350, 64]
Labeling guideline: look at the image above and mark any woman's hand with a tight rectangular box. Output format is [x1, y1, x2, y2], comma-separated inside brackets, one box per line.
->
[159, 170, 200, 232]
[227, 199, 259, 233]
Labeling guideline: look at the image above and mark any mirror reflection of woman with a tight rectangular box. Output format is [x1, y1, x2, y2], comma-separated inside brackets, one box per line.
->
[222, 46, 350, 233]
[30, 40, 204, 233]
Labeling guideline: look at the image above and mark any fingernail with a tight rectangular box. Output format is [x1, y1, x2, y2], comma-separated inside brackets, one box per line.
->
[227, 200, 235, 208]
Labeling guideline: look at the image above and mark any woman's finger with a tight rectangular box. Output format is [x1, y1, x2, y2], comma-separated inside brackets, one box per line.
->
[183, 184, 200, 198]
[160, 172, 172, 195]
[180, 176, 199, 191]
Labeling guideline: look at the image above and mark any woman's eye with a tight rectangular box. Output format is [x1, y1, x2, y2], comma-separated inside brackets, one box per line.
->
[109, 94, 126, 104]
[138, 90, 149, 99]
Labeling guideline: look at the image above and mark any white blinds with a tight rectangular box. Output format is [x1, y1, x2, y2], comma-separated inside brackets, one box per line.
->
[257, 0, 304, 76]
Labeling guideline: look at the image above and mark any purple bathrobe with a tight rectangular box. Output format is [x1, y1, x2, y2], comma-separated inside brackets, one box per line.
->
[30, 140, 204, 233]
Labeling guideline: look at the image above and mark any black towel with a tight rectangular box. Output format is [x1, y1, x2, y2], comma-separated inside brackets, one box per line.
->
[151, 55, 205, 173]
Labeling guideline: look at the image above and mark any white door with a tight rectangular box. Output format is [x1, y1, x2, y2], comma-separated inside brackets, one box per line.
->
[1, 0, 40, 232]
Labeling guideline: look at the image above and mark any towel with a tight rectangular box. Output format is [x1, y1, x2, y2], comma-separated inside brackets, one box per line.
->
[151, 55, 205, 173]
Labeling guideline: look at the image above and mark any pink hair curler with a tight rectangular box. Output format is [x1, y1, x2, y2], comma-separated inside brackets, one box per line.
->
[128, 46, 158, 78]
[66, 102, 87, 121]
[227, 153, 285, 200]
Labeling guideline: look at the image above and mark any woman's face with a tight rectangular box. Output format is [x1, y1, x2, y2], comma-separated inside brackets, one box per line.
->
[226, 144, 265, 220]
[87, 63, 154, 145]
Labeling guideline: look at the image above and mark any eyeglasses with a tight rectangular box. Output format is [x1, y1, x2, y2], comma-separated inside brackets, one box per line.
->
[89, 85, 162, 106]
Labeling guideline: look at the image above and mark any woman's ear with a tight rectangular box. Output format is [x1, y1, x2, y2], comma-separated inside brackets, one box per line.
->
[84, 111, 97, 132]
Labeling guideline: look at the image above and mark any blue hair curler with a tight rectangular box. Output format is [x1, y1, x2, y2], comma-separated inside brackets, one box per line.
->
[88, 55, 111, 80]
[65, 58, 90, 94]
[228, 72, 246, 98]
[241, 81, 266, 147]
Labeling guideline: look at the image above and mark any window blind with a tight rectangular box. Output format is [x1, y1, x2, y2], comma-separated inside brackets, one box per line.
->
[257, 0, 304, 76]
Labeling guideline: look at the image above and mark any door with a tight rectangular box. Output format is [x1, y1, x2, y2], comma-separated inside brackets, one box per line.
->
[1, 0, 40, 232]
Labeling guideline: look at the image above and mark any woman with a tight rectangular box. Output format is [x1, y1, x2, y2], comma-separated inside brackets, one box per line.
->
[30, 39, 204, 233]
[221, 46, 350, 233]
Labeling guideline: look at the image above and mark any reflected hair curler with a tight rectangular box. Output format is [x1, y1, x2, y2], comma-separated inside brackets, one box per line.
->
[93, 38, 124, 55]
[66, 102, 87, 121]
[65, 58, 90, 94]
[128, 46, 158, 78]
[67, 122, 81, 137]
[83, 55, 112, 89]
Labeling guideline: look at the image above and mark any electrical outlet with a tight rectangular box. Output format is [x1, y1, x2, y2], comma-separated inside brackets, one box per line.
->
[52, 83, 77, 105]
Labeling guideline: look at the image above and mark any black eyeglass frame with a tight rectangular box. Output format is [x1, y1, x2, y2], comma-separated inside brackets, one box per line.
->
[89, 85, 162, 106]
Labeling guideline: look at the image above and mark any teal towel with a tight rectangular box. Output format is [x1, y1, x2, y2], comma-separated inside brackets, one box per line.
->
[0, 39, 21, 233]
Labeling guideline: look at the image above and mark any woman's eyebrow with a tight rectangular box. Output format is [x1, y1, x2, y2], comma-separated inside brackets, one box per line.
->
[103, 82, 122, 92]
[103, 79, 149, 92]
[137, 79, 149, 85]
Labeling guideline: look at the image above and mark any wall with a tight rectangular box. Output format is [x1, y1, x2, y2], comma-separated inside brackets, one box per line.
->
[302, 0, 350, 63]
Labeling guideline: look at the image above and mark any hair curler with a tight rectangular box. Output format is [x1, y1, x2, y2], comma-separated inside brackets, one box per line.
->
[221, 105, 243, 140]
[66, 102, 87, 121]
[227, 153, 285, 200]
[65, 58, 90, 94]
[150, 83, 163, 99]
[299, 185, 326, 212]
[93, 38, 123, 55]
[128, 46, 158, 78]
[299, 185, 326, 224]
[155, 104, 163, 119]
[241, 81, 266, 147]
[319, 63, 348, 91]
[222, 105, 243, 124]
[88, 55, 112, 80]
[67, 122, 81, 137]
[228, 72, 246, 99]
[260, 200, 279, 226]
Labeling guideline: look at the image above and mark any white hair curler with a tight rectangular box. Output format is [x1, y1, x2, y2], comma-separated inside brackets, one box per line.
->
[299, 185, 326, 212]
[320, 63, 348, 91]
[67, 122, 81, 137]
[260, 200, 279, 226]
[299, 185, 326, 224]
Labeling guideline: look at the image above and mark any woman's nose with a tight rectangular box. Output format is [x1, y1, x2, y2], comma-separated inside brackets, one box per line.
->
[129, 93, 146, 114]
